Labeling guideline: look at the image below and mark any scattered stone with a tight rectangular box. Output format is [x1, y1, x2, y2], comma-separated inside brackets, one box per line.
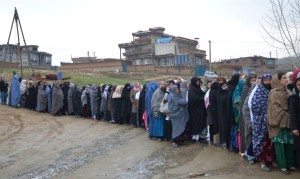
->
[188, 172, 205, 178]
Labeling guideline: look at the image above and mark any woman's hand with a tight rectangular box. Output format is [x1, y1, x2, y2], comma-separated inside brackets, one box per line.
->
[292, 130, 299, 136]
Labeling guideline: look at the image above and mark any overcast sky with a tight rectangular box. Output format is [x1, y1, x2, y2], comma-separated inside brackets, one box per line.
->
[0, 0, 280, 66]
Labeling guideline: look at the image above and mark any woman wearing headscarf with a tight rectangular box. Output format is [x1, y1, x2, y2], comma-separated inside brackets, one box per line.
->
[61, 82, 70, 115]
[146, 82, 159, 137]
[74, 85, 83, 117]
[227, 73, 242, 152]
[252, 74, 275, 172]
[168, 85, 188, 147]
[130, 82, 140, 127]
[111, 85, 123, 124]
[96, 85, 102, 120]
[81, 85, 90, 118]
[291, 69, 300, 84]
[121, 83, 132, 125]
[108, 86, 115, 123]
[188, 77, 207, 142]
[216, 82, 230, 149]
[208, 82, 219, 144]
[286, 72, 294, 92]
[19, 79, 27, 107]
[25, 80, 35, 110]
[102, 85, 111, 122]
[36, 82, 47, 112]
[268, 73, 294, 175]
[239, 74, 257, 155]
[90, 84, 98, 120]
[9, 74, 20, 108]
[138, 84, 147, 127]
[180, 80, 189, 100]
[67, 83, 75, 115]
[242, 77, 260, 164]
[46, 83, 52, 113]
[205, 81, 212, 93]
[99, 84, 106, 120]
[51, 82, 64, 115]
[232, 79, 245, 152]
[288, 77, 300, 170]
[150, 81, 166, 141]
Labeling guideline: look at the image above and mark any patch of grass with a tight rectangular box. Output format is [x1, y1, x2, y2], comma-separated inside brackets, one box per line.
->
[1, 67, 148, 85]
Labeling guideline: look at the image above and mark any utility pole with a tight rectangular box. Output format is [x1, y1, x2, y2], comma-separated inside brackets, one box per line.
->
[209, 40, 211, 72]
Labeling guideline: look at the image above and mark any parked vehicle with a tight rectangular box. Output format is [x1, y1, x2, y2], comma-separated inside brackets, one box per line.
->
[204, 71, 218, 78]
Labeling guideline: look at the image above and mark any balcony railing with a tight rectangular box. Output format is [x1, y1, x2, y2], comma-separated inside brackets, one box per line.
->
[123, 48, 152, 56]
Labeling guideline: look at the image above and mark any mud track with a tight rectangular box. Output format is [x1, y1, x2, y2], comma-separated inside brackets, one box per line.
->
[0, 105, 299, 179]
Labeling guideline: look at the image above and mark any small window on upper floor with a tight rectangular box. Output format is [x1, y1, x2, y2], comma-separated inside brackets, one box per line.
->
[267, 59, 273, 64]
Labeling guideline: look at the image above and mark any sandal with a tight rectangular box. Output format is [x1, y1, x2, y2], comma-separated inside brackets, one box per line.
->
[261, 166, 270, 172]
[289, 166, 297, 172]
[281, 169, 290, 175]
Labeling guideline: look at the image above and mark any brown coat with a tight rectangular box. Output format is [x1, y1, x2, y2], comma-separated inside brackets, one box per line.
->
[130, 89, 138, 113]
[267, 75, 292, 138]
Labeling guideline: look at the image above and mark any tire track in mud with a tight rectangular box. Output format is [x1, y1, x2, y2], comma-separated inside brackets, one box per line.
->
[119, 143, 208, 179]
[38, 117, 64, 145]
[14, 127, 135, 179]
[0, 114, 25, 143]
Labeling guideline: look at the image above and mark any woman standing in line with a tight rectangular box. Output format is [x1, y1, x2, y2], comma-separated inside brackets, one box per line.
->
[268, 73, 294, 175]
[168, 85, 188, 147]
[288, 77, 300, 170]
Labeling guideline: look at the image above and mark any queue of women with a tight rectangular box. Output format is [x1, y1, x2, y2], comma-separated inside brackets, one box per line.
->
[1, 69, 300, 175]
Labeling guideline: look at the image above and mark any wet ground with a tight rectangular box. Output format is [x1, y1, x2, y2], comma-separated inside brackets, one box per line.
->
[0, 105, 299, 179]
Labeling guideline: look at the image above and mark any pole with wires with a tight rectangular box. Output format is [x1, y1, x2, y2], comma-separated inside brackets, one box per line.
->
[209, 40, 211, 72]
[1, 7, 35, 77]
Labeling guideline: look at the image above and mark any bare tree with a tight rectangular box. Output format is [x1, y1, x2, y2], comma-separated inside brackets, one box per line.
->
[261, 0, 300, 69]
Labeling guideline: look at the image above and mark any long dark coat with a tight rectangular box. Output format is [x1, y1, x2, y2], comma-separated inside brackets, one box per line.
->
[26, 86, 36, 110]
[121, 83, 132, 119]
[216, 83, 230, 145]
[209, 82, 219, 135]
[188, 77, 207, 135]
[289, 92, 300, 150]
[73, 88, 83, 115]
[138, 84, 147, 123]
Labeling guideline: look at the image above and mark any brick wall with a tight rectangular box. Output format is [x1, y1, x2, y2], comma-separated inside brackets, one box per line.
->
[0, 61, 19, 69]
[127, 65, 195, 75]
[61, 60, 131, 69]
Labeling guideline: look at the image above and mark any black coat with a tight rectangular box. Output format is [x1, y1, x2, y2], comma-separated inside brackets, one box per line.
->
[289, 94, 300, 150]
[188, 77, 207, 135]
[209, 83, 219, 135]
[74, 89, 83, 115]
[216, 87, 230, 145]
[26, 86, 37, 110]
[121, 84, 132, 118]
[138, 84, 147, 122]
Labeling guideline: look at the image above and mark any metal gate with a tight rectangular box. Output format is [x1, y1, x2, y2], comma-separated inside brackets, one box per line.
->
[122, 64, 127, 72]
[194, 65, 206, 76]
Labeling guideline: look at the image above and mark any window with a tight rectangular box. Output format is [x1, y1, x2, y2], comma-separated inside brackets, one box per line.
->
[163, 58, 168, 66]
[267, 59, 273, 64]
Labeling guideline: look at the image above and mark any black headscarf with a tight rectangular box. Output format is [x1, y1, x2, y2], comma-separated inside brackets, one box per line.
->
[228, 73, 241, 88]
[190, 77, 203, 93]
[122, 83, 131, 99]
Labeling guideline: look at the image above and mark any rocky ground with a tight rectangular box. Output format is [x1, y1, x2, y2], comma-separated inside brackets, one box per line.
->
[0, 105, 299, 179]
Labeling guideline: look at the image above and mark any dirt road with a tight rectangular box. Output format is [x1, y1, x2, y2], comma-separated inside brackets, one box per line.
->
[0, 105, 299, 179]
